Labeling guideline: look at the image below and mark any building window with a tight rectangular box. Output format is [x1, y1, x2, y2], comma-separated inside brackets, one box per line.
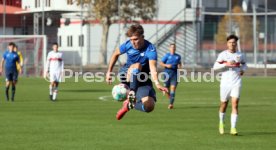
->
[79, 35, 84, 47]
[186, 0, 191, 8]
[67, 0, 73, 5]
[58, 36, 62, 47]
[46, 0, 51, 7]
[67, 35, 73, 47]
[35, 0, 40, 8]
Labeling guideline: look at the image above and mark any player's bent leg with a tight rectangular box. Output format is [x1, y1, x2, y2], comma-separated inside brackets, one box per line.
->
[127, 63, 142, 92]
[116, 100, 132, 120]
[134, 85, 156, 112]
[116, 86, 138, 120]
[140, 96, 155, 112]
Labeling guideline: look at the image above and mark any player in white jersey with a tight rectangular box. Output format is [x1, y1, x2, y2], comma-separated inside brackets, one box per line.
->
[44, 43, 64, 101]
[213, 35, 247, 135]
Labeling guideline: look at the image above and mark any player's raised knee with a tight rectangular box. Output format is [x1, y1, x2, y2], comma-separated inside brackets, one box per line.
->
[142, 97, 155, 112]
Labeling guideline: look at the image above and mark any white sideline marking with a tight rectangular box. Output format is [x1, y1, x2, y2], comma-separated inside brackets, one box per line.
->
[99, 95, 113, 101]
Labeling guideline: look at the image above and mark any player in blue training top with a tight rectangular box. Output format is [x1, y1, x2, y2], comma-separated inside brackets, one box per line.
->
[0, 42, 21, 101]
[160, 43, 182, 109]
[106, 24, 168, 120]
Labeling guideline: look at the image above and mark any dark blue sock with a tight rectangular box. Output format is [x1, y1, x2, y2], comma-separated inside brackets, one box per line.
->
[130, 68, 140, 92]
[11, 86, 16, 101]
[134, 100, 146, 112]
[5, 86, 10, 100]
[170, 92, 175, 104]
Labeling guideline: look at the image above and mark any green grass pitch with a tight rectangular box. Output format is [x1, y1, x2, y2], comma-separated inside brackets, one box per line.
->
[0, 77, 275, 150]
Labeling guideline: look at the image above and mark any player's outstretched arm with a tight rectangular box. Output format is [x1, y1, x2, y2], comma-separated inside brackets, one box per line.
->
[106, 48, 121, 84]
[149, 60, 168, 93]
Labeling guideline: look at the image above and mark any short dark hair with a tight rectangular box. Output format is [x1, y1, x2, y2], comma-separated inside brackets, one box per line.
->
[8, 42, 16, 47]
[126, 24, 144, 37]
[52, 42, 58, 46]
[170, 43, 176, 46]
[227, 34, 239, 42]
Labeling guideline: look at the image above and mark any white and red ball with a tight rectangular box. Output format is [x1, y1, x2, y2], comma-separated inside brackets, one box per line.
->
[112, 84, 129, 101]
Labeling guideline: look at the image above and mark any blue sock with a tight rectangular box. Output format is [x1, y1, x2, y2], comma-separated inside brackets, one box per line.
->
[134, 100, 146, 112]
[130, 68, 140, 92]
[5, 86, 10, 100]
[11, 86, 16, 100]
[170, 92, 175, 104]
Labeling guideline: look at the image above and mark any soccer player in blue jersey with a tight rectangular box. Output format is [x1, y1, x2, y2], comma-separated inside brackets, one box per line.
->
[160, 43, 182, 109]
[0, 42, 21, 101]
[106, 24, 168, 120]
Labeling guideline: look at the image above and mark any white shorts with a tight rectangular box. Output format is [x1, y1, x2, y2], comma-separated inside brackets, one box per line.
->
[220, 85, 241, 102]
[50, 72, 62, 82]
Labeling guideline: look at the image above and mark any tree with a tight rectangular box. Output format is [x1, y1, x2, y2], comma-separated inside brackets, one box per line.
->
[76, 0, 156, 65]
[216, 5, 257, 45]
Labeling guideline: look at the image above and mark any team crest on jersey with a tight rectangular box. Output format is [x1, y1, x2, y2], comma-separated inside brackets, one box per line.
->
[140, 52, 145, 56]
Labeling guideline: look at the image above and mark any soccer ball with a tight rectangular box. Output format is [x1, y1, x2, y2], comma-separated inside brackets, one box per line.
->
[112, 84, 129, 101]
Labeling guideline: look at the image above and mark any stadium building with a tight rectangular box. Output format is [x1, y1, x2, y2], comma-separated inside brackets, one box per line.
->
[1, 0, 276, 67]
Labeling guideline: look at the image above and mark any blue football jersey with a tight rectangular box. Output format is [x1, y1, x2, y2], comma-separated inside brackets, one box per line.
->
[161, 53, 181, 71]
[3, 50, 19, 72]
[119, 40, 157, 73]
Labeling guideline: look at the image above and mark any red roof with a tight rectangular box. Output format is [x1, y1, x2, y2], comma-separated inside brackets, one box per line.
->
[0, 4, 23, 14]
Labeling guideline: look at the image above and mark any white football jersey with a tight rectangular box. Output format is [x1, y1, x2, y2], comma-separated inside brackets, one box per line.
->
[214, 50, 247, 87]
[45, 51, 64, 73]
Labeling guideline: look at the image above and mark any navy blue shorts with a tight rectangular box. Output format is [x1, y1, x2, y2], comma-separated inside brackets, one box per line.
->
[5, 71, 18, 82]
[136, 85, 156, 102]
[163, 71, 178, 87]
[119, 65, 156, 101]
